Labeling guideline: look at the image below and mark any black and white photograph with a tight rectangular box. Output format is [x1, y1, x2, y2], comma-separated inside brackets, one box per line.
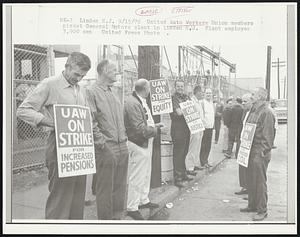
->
[3, 3, 297, 235]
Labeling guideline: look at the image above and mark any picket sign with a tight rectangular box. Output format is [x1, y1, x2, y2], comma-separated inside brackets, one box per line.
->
[149, 79, 173, 115]
[237, 123, 257, 167]
[179, 100, 205, 134]
[53, 104, 96, 178]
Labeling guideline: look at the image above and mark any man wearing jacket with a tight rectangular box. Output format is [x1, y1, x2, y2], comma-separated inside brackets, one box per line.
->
[86, 60, 129, 220]
[224, 98, 244, 158]
[222, 98, 233, 153]
[240, 87, 275, 221]
[124, 79, 162, 220]
[170, 80, 193, 188]
[17, 52, 91, 219]
[213, 96, 224, 144]
[234, 93, 254, 195]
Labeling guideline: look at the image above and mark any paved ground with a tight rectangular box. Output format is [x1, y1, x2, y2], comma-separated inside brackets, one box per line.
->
[11, 122, 228, 220]
[152, 124, 288, 222]
[11, 123, 287, 222]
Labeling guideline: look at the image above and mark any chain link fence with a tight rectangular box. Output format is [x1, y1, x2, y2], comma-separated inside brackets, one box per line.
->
[13, 45, 52, 170]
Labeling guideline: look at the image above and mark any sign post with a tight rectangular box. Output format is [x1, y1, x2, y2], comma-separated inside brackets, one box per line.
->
[179, 100, 204, 134]
[149, 79, 173, 115]
[237, 123, 257, 167]
[53, 104, 96, 178]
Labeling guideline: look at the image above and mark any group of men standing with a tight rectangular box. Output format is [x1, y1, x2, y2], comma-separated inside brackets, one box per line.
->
[16, 51, 276, 222]
[169, 80, 276, 221]
[170, 81, 215, 188]
[217, 88, 276, 221]
[17, 52, 161, 220]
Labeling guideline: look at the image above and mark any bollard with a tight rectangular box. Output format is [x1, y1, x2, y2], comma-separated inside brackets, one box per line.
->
[161, 140, 174, 182]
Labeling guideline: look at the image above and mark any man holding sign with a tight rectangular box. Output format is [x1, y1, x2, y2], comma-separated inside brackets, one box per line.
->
[239, 88, 275, 221]
[17, 52, 91, 219]
[149, 79, 173, 115]
[234, 93, 254, 196]
[183, 85, 205, 174]
[124, 79, 162, 220]
[170, 81, 192, 188]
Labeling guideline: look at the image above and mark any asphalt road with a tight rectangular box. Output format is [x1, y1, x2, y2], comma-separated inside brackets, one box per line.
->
[152, 124, 288, 222]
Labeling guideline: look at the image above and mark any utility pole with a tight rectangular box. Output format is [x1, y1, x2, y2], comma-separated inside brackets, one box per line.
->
[47, 45, 55, 76]
[138, 46, 161, 188]
[283, 76, 287, 99]
[178, 46, 181, 79]
[265, 46, 272, 101]
[272, 58, 286, 99]
[218, 47, 221, 99]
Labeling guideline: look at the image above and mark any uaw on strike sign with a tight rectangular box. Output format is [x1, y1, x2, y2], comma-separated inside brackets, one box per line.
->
[179, 100, 204, 134]
[54, 105, 96, 178]
[150, 79, 173, 115]
[237, 123, 257, 168]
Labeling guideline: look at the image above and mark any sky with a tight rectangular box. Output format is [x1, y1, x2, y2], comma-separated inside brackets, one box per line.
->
[54, 5, 288, 100]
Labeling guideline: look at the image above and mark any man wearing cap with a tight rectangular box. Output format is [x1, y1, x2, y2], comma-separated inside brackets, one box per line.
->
[240, 87, 275, 221]
[17, 52, 91, 219]
[86, 60, 129, 220]
[124, 79, 162, 220]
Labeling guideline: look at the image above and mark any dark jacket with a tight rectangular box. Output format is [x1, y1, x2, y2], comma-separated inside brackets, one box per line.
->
[222, 104, 232, 127]
[228, 103, 244, 129]
[214, 102, 224, 119]
[169, 92, 190, 135]
[246, 101, 275, 157]
[124, 91, 157, 148]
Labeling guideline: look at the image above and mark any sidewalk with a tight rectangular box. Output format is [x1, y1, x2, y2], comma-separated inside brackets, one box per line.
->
[12, 127, 228, 220]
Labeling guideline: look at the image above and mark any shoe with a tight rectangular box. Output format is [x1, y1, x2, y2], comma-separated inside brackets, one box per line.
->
[224, 153, 231, 158]
[214, 141, 218, 144]
[272, 146, 277, 149]
[253, 212, 268, 221]
[205, 163, 213, 168]
[243, 197, 248, 200]
[84, 199, 94, 206]
[194, 166, 204, 171]
[174, 181, 185, 188]
[182, 175, 193, 181]
[222, 149, 227, 153]
[127, 211, 144, 220]
[138, 202, 159, 209]
[234, 189, 248, 195]
[187, 170, 197, 176]
[240, 207, 257, 213]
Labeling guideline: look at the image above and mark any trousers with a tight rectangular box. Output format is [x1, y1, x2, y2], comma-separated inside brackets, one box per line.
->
[171, 123, 190, 181]
[214, 117, 221, 142]
[199, 128, 213, 166]
[236, 139, 248, 189]
[45, 132, 86, 219]
[94, 141, 129, 220]
[223, 126, 229, 150]
[247, 151, 271, 213]
[185, 131, 203, 171]
[126, 139, 153, 211]
[227, 126, 239, 154]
